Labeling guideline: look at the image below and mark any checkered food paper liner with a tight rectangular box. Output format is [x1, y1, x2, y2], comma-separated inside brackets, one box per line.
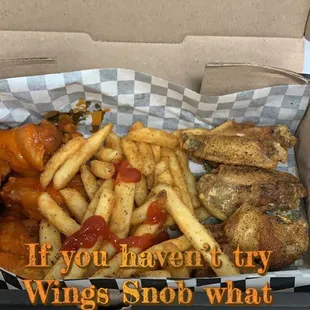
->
[0, 68, 309, 292]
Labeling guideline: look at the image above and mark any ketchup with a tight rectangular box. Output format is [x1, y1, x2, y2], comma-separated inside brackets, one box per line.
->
[152, 231, 170, 245]
[118, 234, 153, 251]
[61, 215, 119, 252]
[144, 198, 167, 225]
[115, 161, 141, 184]
[61, 215, 162, 252]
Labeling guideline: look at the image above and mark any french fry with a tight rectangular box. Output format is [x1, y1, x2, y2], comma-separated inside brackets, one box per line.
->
[135, 175, 148, 207]
[80, 164, 98, 200]
[109, 182, 135, 238]
[95, 147, 122, 163]
[129, 121, 144, 132]
[129, 121, 155, 176]
[173, 185, 182, 199]
[126, 128, 179, 149]
[121, 138, 143, 171]
[176, 128, 209, 136]
[139, 270, 172, 278]
[87, 180, 134, 277]
[44, 257, 66, 280]
[154, 159, 169, 184]
[53, 124, 113, 190]
[129, 224, 140, 236]
[151, 145, 161, 163]
[157, 170, 174, 186]
[165, 150, 194, 212]
[152, 184, 240, 276]
[106, 132, 123, 155]
[38, 193, 80, 236]
[138, 142, 155, 177]
[64, 238, 102, 280]
[82, 179, 114, 222]
[118, 235, 191, 278]
[85, 241, 116, 277]
[146, 173, 154, 190]
[93, 223, 160, 278]
[131, 191, 167, 226]
[194, 207, 211, 222]
[163, 243, 190, 278]
[40, 137, 85, 188]
[39, 220, 62, 266]
[90, 160, 115, 179]
[94, 186, 115, 223]
[176, 148, 200, 208]
[60, 188, 88, 223]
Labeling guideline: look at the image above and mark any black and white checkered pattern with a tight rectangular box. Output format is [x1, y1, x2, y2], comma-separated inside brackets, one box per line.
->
[0, 68, 309, 293]
[0, 69, 308, 174]
[2, 268, 310, 292]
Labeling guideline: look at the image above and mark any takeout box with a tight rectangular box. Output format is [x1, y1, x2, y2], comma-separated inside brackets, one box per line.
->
[1, 0, 310, 299]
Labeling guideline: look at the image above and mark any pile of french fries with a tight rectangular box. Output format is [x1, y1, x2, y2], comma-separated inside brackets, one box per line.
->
[37, 121, 239, 279]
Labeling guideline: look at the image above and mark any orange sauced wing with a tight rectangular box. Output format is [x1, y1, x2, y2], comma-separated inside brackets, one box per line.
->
[0, 251, 44, 279]
[0, 177, 68, 221]
[0, 160, 10, 185]
[0, 120, 63, 176]
[0, 217, 38, 256]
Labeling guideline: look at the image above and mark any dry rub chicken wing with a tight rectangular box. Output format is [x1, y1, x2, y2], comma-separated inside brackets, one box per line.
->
[179, 120, 296, 169]
[197, 165, 307, 220]
[223, 204, 309, 270]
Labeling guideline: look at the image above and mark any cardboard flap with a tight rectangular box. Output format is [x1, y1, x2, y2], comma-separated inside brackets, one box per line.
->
[0, 0, 309, 42]
[0, 31, 304, 92]
[200, 63, 309, 96]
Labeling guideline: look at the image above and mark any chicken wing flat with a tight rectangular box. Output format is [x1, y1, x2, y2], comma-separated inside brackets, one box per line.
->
[179, 120, 296, 169]
[0, 120, 63, 176]
[0, 118, 82, 177]
[197, 165, 307, 220]
[0, 175, 87, 221]
[223, 204, 309, 270]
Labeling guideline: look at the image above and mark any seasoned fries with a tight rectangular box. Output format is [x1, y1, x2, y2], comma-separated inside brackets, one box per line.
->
[138, 142, 155, 177]
[16, 118, 251, 283]
[95, 147, 122, 163]
[151, 145, 161, 163]
[139, 270, 172, 278]
[82, 180, 113, 222]
[94, 186, 115, 223]
[60, 188, 88, 223]
[90, 160, 115, 180]
[121, 138, 143, 171]
[176, 148, 201, 208]
[40, 137, 85, 188]
[53, 124, 113, 190]
[126, 128, 179, 148]
[38, 193, 80, 236]
[165, 150, 194, 211]
[134, 176, 148, 207]
[109, 182, 135, 238]
[152, 184, 240, 276]
[80, 164, 98, 199]
[39, 220, 62, 266]
[106, 132, 123, 155]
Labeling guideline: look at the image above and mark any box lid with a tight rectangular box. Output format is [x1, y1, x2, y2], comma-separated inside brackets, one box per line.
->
[1, 0, 310, 91]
